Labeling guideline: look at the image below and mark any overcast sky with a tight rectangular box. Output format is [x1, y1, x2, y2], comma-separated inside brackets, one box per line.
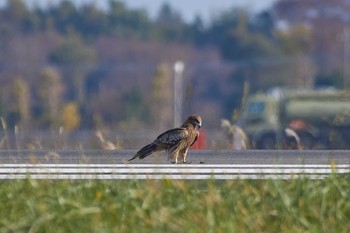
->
[0, 0, 277, 22]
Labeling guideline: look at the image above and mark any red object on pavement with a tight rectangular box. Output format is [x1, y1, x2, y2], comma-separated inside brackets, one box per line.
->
[191, 129, 206, 150]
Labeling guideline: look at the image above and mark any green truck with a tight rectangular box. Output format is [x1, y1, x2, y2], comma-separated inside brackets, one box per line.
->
[238, 88, 350, 149]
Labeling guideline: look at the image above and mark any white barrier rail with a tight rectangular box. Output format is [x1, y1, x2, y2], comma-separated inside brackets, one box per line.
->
[0, 164, 349, 180]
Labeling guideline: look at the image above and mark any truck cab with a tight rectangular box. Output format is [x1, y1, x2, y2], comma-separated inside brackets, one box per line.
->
[238, 94, 280, 149]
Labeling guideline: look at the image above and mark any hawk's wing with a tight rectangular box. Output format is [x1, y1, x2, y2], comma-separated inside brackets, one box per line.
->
[156, 127, 188, 148]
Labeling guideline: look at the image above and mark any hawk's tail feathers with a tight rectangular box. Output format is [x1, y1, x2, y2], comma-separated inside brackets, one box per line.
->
[128, 143, 157, 161]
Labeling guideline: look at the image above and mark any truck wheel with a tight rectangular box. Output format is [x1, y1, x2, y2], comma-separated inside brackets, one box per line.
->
[256, 135, 276, 149]
[340, 126, 350, 145]
[299, 133, 314, 149]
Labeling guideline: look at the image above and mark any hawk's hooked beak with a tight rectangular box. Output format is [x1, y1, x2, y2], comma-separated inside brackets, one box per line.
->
[195, 121, 202, 129]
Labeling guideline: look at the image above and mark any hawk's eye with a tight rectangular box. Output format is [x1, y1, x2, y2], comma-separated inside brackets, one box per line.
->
[194, 119, 201, 128]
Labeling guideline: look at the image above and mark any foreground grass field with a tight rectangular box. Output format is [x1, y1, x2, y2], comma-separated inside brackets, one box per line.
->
[1, 176, 349, 233]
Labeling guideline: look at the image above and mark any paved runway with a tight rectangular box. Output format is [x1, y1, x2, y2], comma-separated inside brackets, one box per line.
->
[0, 149, 349, 165]
[1, 150, 348, 179]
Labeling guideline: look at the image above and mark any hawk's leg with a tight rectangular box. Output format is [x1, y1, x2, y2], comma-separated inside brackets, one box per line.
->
[182, 148, 189, 163]
[172, 151, 181, 164]
[175, 155, 185, 164]
[171, 150, 191, 164]
[174, 154, 183, 164]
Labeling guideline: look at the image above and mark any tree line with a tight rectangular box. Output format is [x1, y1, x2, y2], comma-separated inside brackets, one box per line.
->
[0, 0, 349, 133]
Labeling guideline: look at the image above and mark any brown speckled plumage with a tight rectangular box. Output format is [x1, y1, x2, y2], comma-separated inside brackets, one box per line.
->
[128, 114, 202, 164]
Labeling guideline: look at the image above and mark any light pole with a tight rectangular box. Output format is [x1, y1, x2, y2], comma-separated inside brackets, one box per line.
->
[173, 60, 185, 127]
[343, 27, 350, 88]
[339, 27, 350, 88]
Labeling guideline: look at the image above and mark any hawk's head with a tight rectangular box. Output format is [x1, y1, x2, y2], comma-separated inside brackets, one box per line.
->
[184, 114, 202, 129]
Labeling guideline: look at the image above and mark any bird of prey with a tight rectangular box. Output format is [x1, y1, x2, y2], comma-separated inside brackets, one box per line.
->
[128, 114, 202, 164]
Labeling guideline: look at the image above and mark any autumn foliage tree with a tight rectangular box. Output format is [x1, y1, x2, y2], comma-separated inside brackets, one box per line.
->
[38, 67, 64, 128]
[11, 76, 31, 128]
[49, 34, 96, 104]
[60, 102, 81, 132]
[150, 63, 173, 130]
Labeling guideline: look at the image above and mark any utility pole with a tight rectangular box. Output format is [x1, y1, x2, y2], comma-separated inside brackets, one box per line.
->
[342, 27, 350, 88]
[173, 61, 185, 127]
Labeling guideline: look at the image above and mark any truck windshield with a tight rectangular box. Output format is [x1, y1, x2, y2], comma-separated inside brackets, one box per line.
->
[247, 101, 265, 115]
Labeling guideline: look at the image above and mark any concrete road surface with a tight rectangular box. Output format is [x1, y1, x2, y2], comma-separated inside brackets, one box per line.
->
[0, 149, 349, 165]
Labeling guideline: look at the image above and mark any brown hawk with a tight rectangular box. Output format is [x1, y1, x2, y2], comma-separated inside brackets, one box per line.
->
[128, 114, 202, 164]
